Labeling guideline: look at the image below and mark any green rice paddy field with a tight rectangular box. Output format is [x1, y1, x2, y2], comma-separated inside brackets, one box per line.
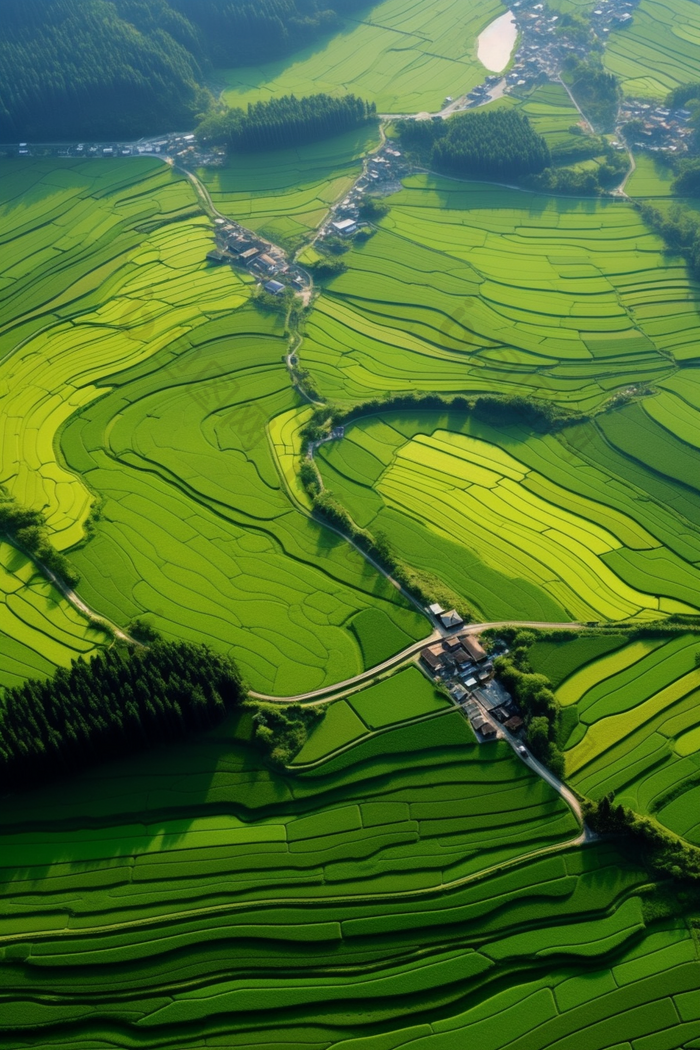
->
[304, 174, 697, 409]
[0, 157, 426, 694]
[605, 0, 700, 98]
[199, 126, 380, 250]
[220, 0, 503, 114]
[546, 633, 700, 845]
[316, 402, 700, 623]
[3, 5, 700, 1034]
[2, 687, 699, 1049]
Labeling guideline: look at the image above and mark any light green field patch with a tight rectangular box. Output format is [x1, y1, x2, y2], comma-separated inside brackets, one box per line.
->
[674, 724, 700, 757]
[376, 430, 665, 622]
[556, 639, 662, 707]
[304, 174, 682, 410]
[293, 700, 368, 762]
[605, 0, 700, 97]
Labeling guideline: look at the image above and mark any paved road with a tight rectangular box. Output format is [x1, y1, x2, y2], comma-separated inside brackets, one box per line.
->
[249, 620, 581, 702]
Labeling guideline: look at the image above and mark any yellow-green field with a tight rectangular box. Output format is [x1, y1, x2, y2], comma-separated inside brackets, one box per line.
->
[0, 157, 425, 694]
[303, 174, 695, 409]
[605, 0, 700, 97]
[558, 633, 700, 844]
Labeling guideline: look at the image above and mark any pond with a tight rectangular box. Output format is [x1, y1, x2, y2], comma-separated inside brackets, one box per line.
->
[478, 10, 517, 73]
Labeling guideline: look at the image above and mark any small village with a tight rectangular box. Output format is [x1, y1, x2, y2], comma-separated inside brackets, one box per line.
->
[314, 145, 407, 246]
[619, 100, 694, 153]
[418, 605, 525, 747]
[206, 218, 309, 296]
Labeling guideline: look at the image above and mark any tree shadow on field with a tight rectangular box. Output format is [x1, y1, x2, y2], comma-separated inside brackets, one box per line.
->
[220, 0, 379, 100]
[428, 174, 605, 222]
[0, 708, 292, 894]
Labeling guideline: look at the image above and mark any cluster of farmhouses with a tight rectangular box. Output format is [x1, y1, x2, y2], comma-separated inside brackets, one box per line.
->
[206, 218, 307, 296]
[420, 605, 524, 743]
[317, 147, 406, 243]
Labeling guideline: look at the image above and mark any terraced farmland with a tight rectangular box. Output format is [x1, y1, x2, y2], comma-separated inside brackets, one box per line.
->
[559, 633, 700, 844]
[605, 0, 700, 98]
[0, 542, 106, 690]
[5, 687, 698, 1049]
[221, 0, 503, 115]
[0, 157, 425, 694]
[303, 174, 692, 409]
[317, 406, 700, 623]
[199, 126, 379, 249]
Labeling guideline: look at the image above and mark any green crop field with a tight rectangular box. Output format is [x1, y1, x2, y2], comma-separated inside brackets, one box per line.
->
[558, 633, 700, 843]
[0, 542, 106, 690]
[625, 154, 675, 198]
[3, 0, 700, 1033]
[2, 684, 693, 1049]
[0, 694, 697, 1048]
[221, 0, 503, 115]
[0, 157, 426, 695]
[317, 406, 700, 623]
[198, 125, 379, 249]
[605, 0, 700, 98]
[303, 174, 693, 410]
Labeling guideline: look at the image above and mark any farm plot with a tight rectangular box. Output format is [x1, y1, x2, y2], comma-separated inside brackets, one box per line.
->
[317, 410, 700, 623]
[0, 157, 425, 693]
[560, 633, 700, 843]
[604, 0, 700, 98]
[221, 0, 502, 115]
[625, 154, 675, 198]
[61, 305, 425, 695]
[0, 543, 106, 690]
[303, 174, 686, 410]
[1, 695, 697, 1049]
[199, 125, 379, 250]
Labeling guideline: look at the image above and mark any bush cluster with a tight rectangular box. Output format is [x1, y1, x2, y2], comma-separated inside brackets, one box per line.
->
[562, 55, 621, 132]
[248, 701, 324, 766]
[492, 633, 565, 777]
[638, 201, 700, 275]
[0, 641, 244, 789]
[0, 494, 80, 589]
[584, 794, 700, 883]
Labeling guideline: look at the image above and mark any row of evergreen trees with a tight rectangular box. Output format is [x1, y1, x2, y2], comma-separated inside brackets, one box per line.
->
[0, 0, 370, 141]
[0, 641, 244, 788]
[396, 110, 550, 180]
[196, 93, 376, 151]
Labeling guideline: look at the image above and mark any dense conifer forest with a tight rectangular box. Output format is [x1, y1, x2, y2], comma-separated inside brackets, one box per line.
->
[0, 0, 369, 140]
[396, 110, 550, 180]
[0, 642, 245, 787]
[196, 93, 376, 150]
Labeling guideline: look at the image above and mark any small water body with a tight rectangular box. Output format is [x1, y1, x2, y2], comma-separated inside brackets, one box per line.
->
[478, 10, 517, 73]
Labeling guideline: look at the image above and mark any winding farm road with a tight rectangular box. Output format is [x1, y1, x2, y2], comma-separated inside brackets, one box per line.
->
[250, 620, 582, 702]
